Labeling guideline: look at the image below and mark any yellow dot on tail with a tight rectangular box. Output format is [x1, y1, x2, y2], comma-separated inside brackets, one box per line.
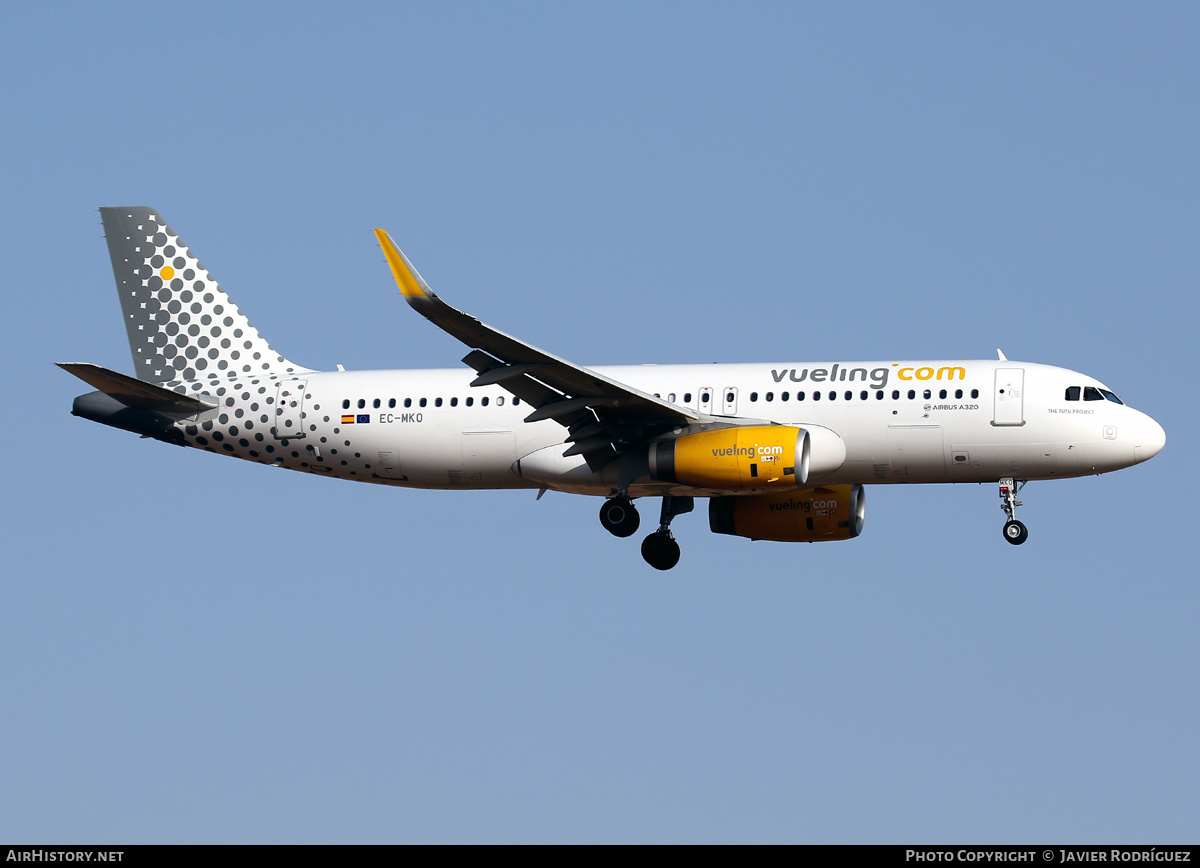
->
[161, 265, 174, 280]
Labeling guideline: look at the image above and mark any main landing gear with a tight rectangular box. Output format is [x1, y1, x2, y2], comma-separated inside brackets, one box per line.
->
[640, 496, 694, 571]
[599, 495, 640, 538]
[598, 494, 694, 570]
[998, 477, 1029, 545]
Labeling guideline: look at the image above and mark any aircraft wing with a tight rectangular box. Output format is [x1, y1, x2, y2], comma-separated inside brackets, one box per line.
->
[375, 230, 705, 467]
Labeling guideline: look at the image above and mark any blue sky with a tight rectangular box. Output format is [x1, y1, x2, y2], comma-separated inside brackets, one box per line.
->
[1, 1, 1196, 843]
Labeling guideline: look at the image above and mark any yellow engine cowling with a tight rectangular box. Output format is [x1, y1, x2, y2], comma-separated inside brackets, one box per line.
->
[708, 484, 866, 542]
[648, 425, 810, 491]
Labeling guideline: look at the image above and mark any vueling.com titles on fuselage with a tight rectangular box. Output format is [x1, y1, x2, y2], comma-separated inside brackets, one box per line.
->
[710, 445, 785, 458]
[769, 364, 968, 390]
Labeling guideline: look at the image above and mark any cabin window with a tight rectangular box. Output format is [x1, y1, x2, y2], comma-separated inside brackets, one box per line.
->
[938, 390, 947, 399]
[342, 399, 350, 409]
[923, 390, 932, 400]
[892, 390, 900, 400]
[357, 399, 365, 409]
[829, 391, 837, 401]
[404, 398, 412, 408]
[765, 392, 774, 402]
[497, 396, 505, 406]
[908, 390, 916, 400]
[812, 391, 821, 401]
[466, 397, 474, 407]
[435, 397, 443, 407]
[419, 398, 427, 407]
[861, 391, 868, 400]
[481, 397, 489, 407]
[683, 393, 692, 403]
[875, 391, 883, 400]
[971, 389, 979, 399]
[373, 398, 381, 408]
[668, 393, 676, 402]
[750, 392, 758, 402]
[955, 389, 963, 399]
[845, 391, 852, 401]
[388, 398, 396, 408]
[513, 397, 520, 405]
[797, 391, 806, 401]
[450, 397, 458, 407]
[781, 392, 789, 402]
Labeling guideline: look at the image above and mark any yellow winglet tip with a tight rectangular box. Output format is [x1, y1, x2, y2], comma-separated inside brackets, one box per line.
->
[374, 228, 430, 298]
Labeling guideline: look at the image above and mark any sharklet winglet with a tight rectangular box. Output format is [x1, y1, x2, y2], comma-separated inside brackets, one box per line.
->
[375, 229, 433, 301]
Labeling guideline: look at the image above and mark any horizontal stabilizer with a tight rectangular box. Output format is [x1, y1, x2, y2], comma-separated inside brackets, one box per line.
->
[57, 363, 216, 413]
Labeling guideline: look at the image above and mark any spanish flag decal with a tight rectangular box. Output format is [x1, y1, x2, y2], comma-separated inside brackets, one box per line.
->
[341, 415, 355, 424]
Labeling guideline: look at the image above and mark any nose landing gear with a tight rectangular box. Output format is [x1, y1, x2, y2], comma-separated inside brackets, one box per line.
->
[640, 496, 694, 571]
[999, 477, 1028, 545]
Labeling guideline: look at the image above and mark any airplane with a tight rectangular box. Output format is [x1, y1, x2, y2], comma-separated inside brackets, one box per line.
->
[61, 207, 1166, 570]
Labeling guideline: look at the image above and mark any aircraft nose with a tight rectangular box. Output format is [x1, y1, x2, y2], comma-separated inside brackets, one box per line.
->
[1133, 414, 1166, 464]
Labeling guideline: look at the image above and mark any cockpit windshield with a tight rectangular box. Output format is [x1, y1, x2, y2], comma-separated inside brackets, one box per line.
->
[1069, 385, 1124, 404]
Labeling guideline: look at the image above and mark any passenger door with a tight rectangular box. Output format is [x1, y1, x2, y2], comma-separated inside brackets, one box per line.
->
[993, 368, 1025, 427]
[272, 379, 307, 440]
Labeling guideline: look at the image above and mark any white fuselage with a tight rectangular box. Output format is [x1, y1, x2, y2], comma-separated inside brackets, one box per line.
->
[183, 359, 1164, 496]
[75, 208, 1167, 564]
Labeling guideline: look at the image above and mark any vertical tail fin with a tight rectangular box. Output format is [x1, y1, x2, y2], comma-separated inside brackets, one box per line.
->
[99, 207, 309, 387]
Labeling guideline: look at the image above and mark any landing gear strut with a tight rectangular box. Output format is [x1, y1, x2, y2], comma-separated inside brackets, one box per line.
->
[641, 496, 694, 571]
[998, 477, 1028, 545]
[599, 495, 640, 538]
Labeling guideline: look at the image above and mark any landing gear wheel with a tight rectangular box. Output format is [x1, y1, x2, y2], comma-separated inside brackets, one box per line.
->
[997, 478, 1028, 546]
[1003, 519, 1028, 545]
[641, 531, 681, 571]
[599, 497, 640, 538]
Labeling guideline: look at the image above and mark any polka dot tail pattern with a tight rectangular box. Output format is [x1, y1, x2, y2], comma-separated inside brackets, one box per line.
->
[99, 207, 307, 393]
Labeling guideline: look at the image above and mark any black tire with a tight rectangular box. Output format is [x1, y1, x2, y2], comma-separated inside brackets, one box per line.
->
[641, 531, 681, 571]
[599, 497, 640, 538]
[1003, 519, 1028, 545]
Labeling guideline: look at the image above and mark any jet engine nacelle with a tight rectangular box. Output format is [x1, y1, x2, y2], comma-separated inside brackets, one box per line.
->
[648, 425, 810, 491]
[800, 424, 847, 481]
[708, 483, 866, 542]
